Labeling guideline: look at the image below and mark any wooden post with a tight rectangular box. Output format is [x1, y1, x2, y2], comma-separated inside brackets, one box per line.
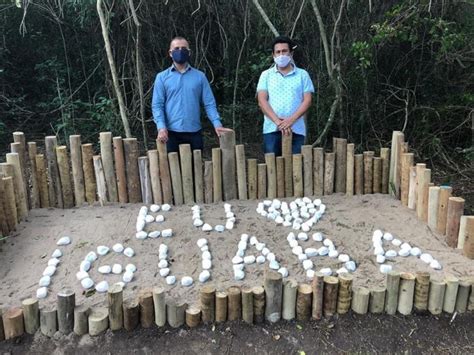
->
[242, 286, 254, 324]
[351, 287, 370, 315]
[113, 137, 129, 203]
[74, 305, 89, 336]
[427, 186, 441, 230]
[27, 142, 40, 209]
[138, 157, 153, 205]
[2, 177, 17, 231]
[107, 284, 123, 331]
[282, 134, 293, 197]
[282, 279, 297, 321]
[346, 143, 354, 196]
[311, 272, 324, 320]
[363, 151, 374, 194]
[265, 153, 277, 198]
[457, 216, 472, 249]
[6, 153, 28, 218]
[216, 291, 228, 322]
[446, 197, 465, 248]
[139, 289, 154, 328]
[415, 163, 426, 217]
[442, 275, 459, 313]
[301, 145, 313, 196]
[45, 136, 63, 208]
[220, 131, 237, 200]
[414, 272, 430, 313]
[2, 308, 24, 340]
[0, 179, 8, 235]
[389, 131, 404, 197]
[123, 138, 141, 203]
[168, 152, 184, 205]
[35, 154, 50, 208]
[292, 154, 303, 197]
[179, 144, 194, 204]
[380, 147, 390, 194]
[81, 144, 96, 204]
[22, 298, 39, 334]
[400, 153, 414, 205]
[336, 273, 353, 314]
[276, 156, 285, 198]
[12, 132, 29, 205]
[157, 141, 173, 204]
[428, 279, 446, 315]
[369, 287, 386, 313]
[235, 145, 248, 200]
[455, 279, 471, 313]
[200, 285, 216, 323]
[56, 146, 74, 208]
[152, 286, 166, 327]
[296, 283, 312, 321]
[93, 156, 108, 206]
[417, 168, 431, 221]
[123, 299, 139, 331]
[88, 307, 109, 336]
[247, 159, 257, 199]
[323, 276, 339, 317]
[69, 136, 85, 206]
[166, 300, 186, 328]
[373, 157, 382, 193]
[185, 306, 201, 327]
[437, 186, 453, 234]
[397, 272, 415, 315]
[313, 148, 324, 196]
[407, 166, 417, 209]
[252, 286, 265, 323]
[227, 286, 242, 321]
[264, 270, 282, 322]
[40, 307, 57, 337]
[334, 138, 347, 193]
[463, 216, 474, 259]
[57, 289, 75, 334]
[323, 152, 335, 195]
[193, 149, 204, 203]
[212, 148, 222, 202]
[385, 271, 400, 315]
[204, 161, 213, 204]
[354, 154, 364, 195]
[100, 132, 118, 202]
[257, 163, 267, 199]
[148, 150, 162, 204]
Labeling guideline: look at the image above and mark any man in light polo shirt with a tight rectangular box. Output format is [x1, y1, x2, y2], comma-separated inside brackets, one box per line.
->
[152, 36, 232, 153]
[256, 36, 314, 155]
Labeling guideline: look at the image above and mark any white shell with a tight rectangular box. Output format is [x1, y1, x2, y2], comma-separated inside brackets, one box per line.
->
[306, 269, 315, 279]
[256, 255, 266, 264]
[328, 249, 339, 258]
[162, 229, 173, 238]
[150, 204, 160, 212]
[278, 267, 289, 278]
[380, 264, 392, 273]
[385, 250, 397, 258]
[139, 206, 148, 216]
[283, 221, 292, 227]
[420, 253, 433, 264]
[238, 240, 247, 251]
[318, 246, 329, 256]
[376, 255, 386, 264]
[232, 256, 243, 264]
[162, 204, 171, 211]
[194, 219, 204, 227]
[36, 287, 48, 299]
[145, 215, 155, 223]
[269, 260, 280, 270]
[197, 238, 207, 248]
[155, 215, 165, 223]
[256, 243, 265, 251]
[262, 247, 270, 256]
[199, 270, 211, 283]
[85, 251, 98, 263]
[240, 234, 249, 242]
[336, 267, 349, 274]
[95, 281, 109, 293]
[214, 225, 225, 232]
[374, 246, 385, 256]
[303, 259, 313, 270]
[297, 233, 308, 241]
[312, 233, 323, 242]
[159, 251, 167, 260]
[410, 247, 421, 257]
[383, 232, 394, 241]
[266, 253, 276, 262]
[233, 264, 244, 272]
[48, 258, 60, 267]
[39, 276, 51, 287]
[338, 254, 350, 262]
[398, 248, 410, 257]
[81, 277, 94, 289]
[225, 221, 234, 230]
[234, 270, 245, 281]
[112, 264, 123, 274]
[98, 265, 111, 274]
[287, 233, 296, 242]
[275, 216, 284, 224]
[76, 271, 89, 281]
[430, 260, 442, 270]
[201, 245, 209, 252]
[345, 261, 356, 272]
[323, 239, 334, 247]
[160, 268, 170, 277]
[51, 249, 62, 258]
[401, 242, 411, 250]
[112, 244, 124, 253]
[123, 247, 135, 258]
[202, 259, 212, 270]
[166, 275, 176, 285]
[392, 239, 402, 247]
[181, 276, 193, 286]
[373, 229, 383, 239]
[289, 240, 299, 248]
[202, 223, 213, 232]
[244, 255, 256, 264]
[136, 219, 145, 232]
[57, 236, 71, 246]
[202, 251, 212, 260]
[147, 231, 159, 238]
[298, 253, 308, 261]
[123, 271, 134, 283]
[97, 246, 110, 256]
[292, 246, 303, 255]
[125, 264, 136, 273]
[249, 236, 258, 245]
[79, 261, 90, 272]
[305, 248, 318, 257]
[136, 231, 148, 239]
[320, 268, 332, 276]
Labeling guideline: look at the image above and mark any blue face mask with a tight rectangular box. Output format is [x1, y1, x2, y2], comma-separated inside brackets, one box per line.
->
[171, 48, 190, 64]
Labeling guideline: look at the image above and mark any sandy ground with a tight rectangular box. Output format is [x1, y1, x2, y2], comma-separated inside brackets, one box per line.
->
[0, 193, 473, 309]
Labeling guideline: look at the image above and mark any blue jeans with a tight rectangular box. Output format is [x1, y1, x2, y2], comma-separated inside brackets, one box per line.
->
[167, 130, 204, 153]
[263, 131, 305, 156]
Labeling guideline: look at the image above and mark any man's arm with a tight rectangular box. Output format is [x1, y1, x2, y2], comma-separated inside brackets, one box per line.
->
[152, 74, 168, 142]
[201, 75, 223, 128]
[277, 93, 312, 130]
[257, 90, 291, 136]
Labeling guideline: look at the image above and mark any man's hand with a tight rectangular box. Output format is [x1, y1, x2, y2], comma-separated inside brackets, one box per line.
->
[215, 126, 233, 137]
[277, 117, 295, 131]
[157, 128, 168, 143]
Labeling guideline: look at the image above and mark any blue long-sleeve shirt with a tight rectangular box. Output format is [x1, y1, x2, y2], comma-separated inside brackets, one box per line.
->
[152, 65, 222, 132]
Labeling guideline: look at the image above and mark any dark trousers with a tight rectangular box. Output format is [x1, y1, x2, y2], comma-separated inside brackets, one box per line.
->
[263, 131, 305, 156]
[166, 130, 204, 153]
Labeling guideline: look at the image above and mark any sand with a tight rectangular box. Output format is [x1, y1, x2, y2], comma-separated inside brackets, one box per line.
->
[1, 194, 473, 309]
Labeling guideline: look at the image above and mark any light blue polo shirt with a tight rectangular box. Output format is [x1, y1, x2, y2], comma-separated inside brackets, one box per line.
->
[256, 64, 314, 136]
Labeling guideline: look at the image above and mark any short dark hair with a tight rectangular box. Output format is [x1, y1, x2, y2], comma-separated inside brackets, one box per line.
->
[272, 36, 294, 53]
[169, 36, 189, 49]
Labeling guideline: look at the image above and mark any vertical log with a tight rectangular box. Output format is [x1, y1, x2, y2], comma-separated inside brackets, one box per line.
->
[257, 163, 267, 199]
[107, 284, 123, 331]
[204, 161, 213, 204]
[264, 270, 283, 323]
[123, 138, 141, 203]
[380, 147, 390, 194]
[56, 146, 74, 208]
[301, 145, 313, 196]
[334, 138, 347, 193]
[354, 154, 364, 195]
[389, 131, 404, 197]
[369, 287, 386, 314]
[57, 289, 75, 334]
[373, 157, 382, 193]
[2, 308, 24, 339]
[40, 307, 57, 338]
[81, 144, 96, 204]
[437, 186, 453, 234]
[351, 287, 370, 315]
[252, 286, 265, 323]
[428, 279, 446, 315]
[69, 136, 85, 206]
[148, 150, 162, 204]
[166, 300, 186, 328]
[265, 153, 277, 198]
[185, 306, 201, 327]
[363, 151, 374, 194]
[397, 272, 415, 315]
[123, 299, 139, 331]
[282, 134, 293, 197]
[12, 132, 28, 203]
[336, 273, 353, 314]
[2, 177, 18, 231]
[242, 286, 254, 324]
[346, 143, 354, 196]
[442, 275, 459, 313]
[200, 285, 216, 323]
[168, 152, 184, 205]
[27, 142, 40, 209]
[457, 216, 471, 249]
[0, 179, 8, 235]
[247, 159, 257, 199]
[99, 132, 118, 202]
[414, 272, 430, 313]
[113, 137, 129, 203]
[6, 153, 28, 219]
[22, 298, 39, 334]
[455, 280, 471, 313]
[220, 131, 237, 200]
[139, 289, 154, 328]
[212, 148, 222, 202]
[74, 305, 89, 336]
[323, 276, 339, 317]
[415, 163, 426, 218]
[179, 144, 194, 204]
[462, 216, 474, 259]
[282, 279, 297, 321]
[292, 154, 303, 197]
[35, 154, 50, 208]
[152, 286, 166, 327]
[446, 197, 465, 248]
[227, 286, 242, 321]
[193, 149, 204, 203]
[324, 152, 335, 195]
[311, 272, 324, 320]
[216, 291, 228, 322]
[400, 153, 414, 205]
[276, 156, 285, 198]
[313, 148, 324, 196]
[93, 156, 108, 206]
[428, 186, 441, 230]
[417, 168, 431, 222]
[88, 307, 109, 336]
[157, 140, 173, 204]
[385, 271, 400, 315]
[407, 166, 417, 210]
[45, 136, 63, 208]
[296, 283, 312, 321]
[235, 145, 248, 200]
[138, 157, 153, 205]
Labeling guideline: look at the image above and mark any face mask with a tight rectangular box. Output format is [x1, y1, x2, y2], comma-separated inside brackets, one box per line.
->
[171, 48, 190, 64]
[274, 54, 291, 68]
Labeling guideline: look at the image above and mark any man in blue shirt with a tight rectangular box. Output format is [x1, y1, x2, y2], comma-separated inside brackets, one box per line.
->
[152, 37, 232, 152]
[257, 36, 314, 155]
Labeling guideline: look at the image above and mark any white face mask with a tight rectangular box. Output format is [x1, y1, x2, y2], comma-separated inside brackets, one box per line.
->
[274, 54, 291, 68]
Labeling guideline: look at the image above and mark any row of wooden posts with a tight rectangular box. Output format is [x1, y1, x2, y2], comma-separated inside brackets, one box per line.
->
[1, 269, 473, 340]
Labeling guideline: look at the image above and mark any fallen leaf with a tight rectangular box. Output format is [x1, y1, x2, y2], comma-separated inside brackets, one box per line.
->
[273, 334, 280, 341]
[296, 324, 303, 330]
